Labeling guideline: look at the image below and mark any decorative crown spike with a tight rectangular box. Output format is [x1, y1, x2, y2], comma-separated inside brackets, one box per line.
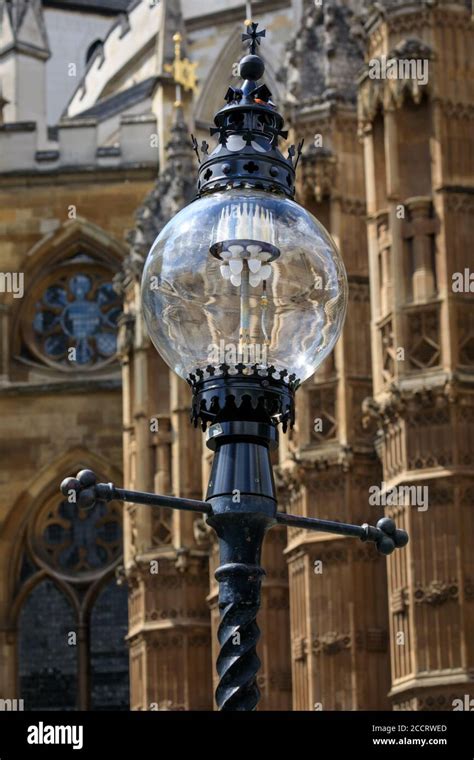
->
[196, 19, 303, 198]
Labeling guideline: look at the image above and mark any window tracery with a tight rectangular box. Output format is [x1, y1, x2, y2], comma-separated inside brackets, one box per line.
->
[16, 477, 129, 710]
[28, 269, 120, 369]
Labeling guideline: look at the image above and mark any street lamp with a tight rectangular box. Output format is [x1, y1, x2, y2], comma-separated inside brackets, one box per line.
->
[61, 19, 408, 712]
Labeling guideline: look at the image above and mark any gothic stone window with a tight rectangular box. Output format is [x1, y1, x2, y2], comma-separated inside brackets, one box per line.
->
[17, 484, 129, 710]
[19, 253, 121, 372]
[19, 579, 77, 710]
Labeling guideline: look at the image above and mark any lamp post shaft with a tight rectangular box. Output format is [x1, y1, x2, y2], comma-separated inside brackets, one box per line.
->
[205, 419, 277, 710]
[209, 511, 269, 710]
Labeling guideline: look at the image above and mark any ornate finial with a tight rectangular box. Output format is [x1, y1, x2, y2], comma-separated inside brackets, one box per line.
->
[242, 21, 266, 55]
[196, 16, 303, 198]
[165, 29, 198, 106]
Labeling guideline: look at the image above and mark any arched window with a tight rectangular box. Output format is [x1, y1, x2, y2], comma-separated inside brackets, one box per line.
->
[16, 480, 129, 710]
[19, 579, 77, 711]
[13, 224, 124, 374]
[26, 265, 121, 370]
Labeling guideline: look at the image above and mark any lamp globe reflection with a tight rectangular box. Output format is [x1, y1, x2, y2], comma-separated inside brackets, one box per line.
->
[141, 189, 347, 384]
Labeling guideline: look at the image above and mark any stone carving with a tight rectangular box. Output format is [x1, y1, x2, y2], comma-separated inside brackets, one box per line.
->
[391, 586, 409, 614]
[300, 147, 338, 203]
[414, 580, 458, 605]
[116, 311, 135, 360]
[445, 192, 474, 214]
[193, 515, 213, 547]
[274, 466, 303, 509]
[407, 306, 441, 370]
[151, 508, 172, 546]
[362, 377, 462, 431]
[278, 0, 364, 108]
[293, 636, 307, 661]
[118, 107, 196, 293]
[313, 632, 351, 655]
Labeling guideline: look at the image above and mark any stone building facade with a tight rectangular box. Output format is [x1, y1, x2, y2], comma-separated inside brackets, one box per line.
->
[0, 0, 472, 711]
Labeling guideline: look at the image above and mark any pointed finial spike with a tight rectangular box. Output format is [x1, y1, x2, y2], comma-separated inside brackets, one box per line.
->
[294, 139, 305, 170]
[242, 21, 266, 55]
[190, 134, 201, 164]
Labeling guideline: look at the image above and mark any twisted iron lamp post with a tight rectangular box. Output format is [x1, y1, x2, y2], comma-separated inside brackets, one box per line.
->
[61, 19, 408, 712]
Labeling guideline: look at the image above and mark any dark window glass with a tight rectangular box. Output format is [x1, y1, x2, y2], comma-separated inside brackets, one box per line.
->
[90, 581, 130, 710]
[19, 580, 77, 710]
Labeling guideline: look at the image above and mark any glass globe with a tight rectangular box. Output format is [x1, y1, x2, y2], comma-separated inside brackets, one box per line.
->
[141, 189, 348, 384]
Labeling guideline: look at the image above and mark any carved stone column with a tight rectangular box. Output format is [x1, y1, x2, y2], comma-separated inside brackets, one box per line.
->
[403, 197, 437, 302]
[283, 98, 390, 709]
[359, 0, 474, 710]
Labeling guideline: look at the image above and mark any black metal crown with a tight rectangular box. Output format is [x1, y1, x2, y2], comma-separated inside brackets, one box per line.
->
[193, 21, 303, 198]
[187, 364, 299, 432]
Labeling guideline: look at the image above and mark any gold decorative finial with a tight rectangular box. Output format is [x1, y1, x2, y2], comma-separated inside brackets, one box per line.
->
[165, 30, 198, 97]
